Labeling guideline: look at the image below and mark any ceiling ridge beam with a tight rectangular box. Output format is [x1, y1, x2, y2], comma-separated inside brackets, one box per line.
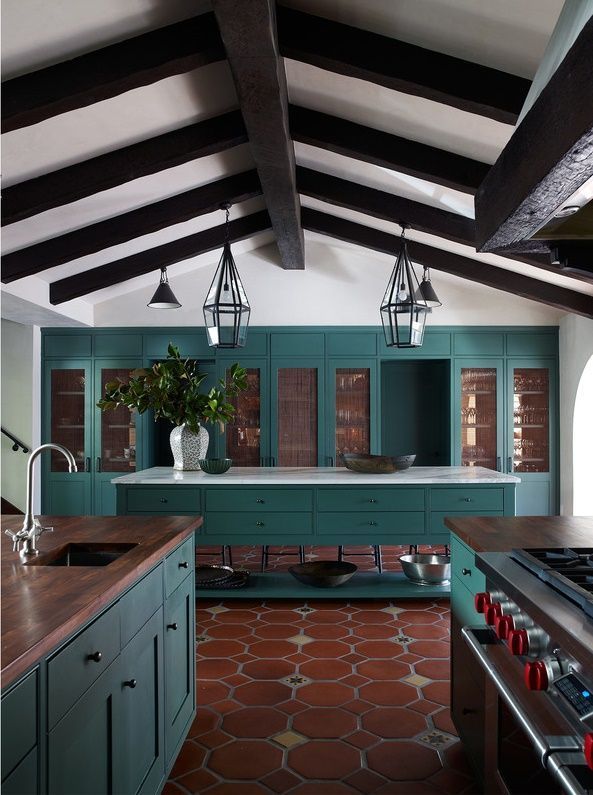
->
[297, 167, 592, 283]
[278, 6, 529, 125]
[2, 110, 248, 227]
[2, 13, 225, 132]
[290, 105, 490, 195]
[211, 0, 305, 270]
[2, 170, 262, 283]
[301, 207, 593, 319]
[49, 209, 271, 305]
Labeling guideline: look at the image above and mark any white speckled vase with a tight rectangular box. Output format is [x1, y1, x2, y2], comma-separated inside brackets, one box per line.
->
[170, 423, 209, 470]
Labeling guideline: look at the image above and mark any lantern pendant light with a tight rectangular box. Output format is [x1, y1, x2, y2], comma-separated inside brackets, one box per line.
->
[417, 266, 442, 308]
[147, 266, 181, 309]
[203, 203, 250, 348]
[380, 226, 430, 348]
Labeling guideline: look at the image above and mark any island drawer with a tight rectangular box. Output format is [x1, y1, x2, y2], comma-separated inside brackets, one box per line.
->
[203, 512, 313, 535]
[206, 488, 313, 512]
[125, 487, 200, 514]
[317, 488, 425, 512]
[317, 511, 424, 535]
[165, 536, 194, 598]
[431, 488, 504, 512]
[1, 670, 38, 781]
[120, 563, 163, 647]
[429, 511, 502, 538]
[48, 603, 120, 729]
[450, 535, 486, 594]
[451, 575, 485, 629]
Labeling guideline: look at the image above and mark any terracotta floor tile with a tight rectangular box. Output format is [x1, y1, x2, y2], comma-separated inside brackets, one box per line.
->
[277, 699, 309, 715]
[345, 730, 379, 749]
[429, 767, 473, 794]
[253, 624, 300, 639]
[344, 769, 387, 793]
[215, 609, 261, 624]
[222, 706, 288, 738]
[398, 652, 423, 664]
[197, 681, 230, 706]
[248, 640, 297, 659]
[210, 699, 242, 715]
[234, 681, 293, 706]
[343, 700, 374, 715]
[197, 729, 232, 749]
[408, 640, 451, 658]
[405, 624, 449, 640]
[409, 699, 441, 715]
[198, 659, 239, 679]
[200, 639, 245, 658]
[288, 740, 361, 779]
[433, 707, 458, 736]
[223, 673, 250, 687]
[187, 709, 218, 738]
[293, 707, 358, 738]
[302, 640, 352, 659]
[367, 740, 441, 780]
[356, 659, 410, 680]
[307, 624, 351, 639]
[290, 784, 359, 795]
[263, 610, 303, 624]
[261, 768, 302, 793]
[352, 625, 399, 640]
[362, 707, 428, 738]
[415, 659, 451, 680]
[355, 640, 403, 659]
[234, 653, 256, 663]
[298, 682, 354, 706]
[209, 740, 283, 779]
[341, 673, 370, 687]
[205, 783, 270, 794]
[241, 658, 296, 680]
[342, 652, 366, 664]
[422, 681, 451, 706]
[161, 782, 187, 795]
[170, 741, 205, 778]
[175, 767, 218, 793]
[359, 681, 417, 706]
[375, 782, 442, 794]
[354, 610, 396, 625]
[306, 610, 349, 624]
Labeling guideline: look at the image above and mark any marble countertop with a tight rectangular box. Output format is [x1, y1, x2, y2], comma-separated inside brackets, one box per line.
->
[112, 466, 520, 485]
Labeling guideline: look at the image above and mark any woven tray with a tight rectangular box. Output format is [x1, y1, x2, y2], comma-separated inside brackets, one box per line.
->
[196, 570, 250, 590]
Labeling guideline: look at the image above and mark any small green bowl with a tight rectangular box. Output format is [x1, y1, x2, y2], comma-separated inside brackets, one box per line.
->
[198, 458, 232, 475]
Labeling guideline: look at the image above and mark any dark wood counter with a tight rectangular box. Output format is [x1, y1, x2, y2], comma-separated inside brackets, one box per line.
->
[445, 514, 593, 552]
[1, 514, 202, 688]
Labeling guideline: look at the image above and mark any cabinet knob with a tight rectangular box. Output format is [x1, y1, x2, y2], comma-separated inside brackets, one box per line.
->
[167, 623, 178, 631]
[123, 679, 137, 689]
[256, 521, 265, 527]
[178, 561, 189, 569]
[369, 521, 377, 526]
[463, 498, 472, 503]
[87, 651, 102, 663]
[160, 497, 168, 503]
[369, 498, 377, 503]
[256, 498, 265, 503]
[462, 568, 471, 576]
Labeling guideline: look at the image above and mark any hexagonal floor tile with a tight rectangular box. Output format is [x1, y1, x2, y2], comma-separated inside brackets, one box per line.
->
[288, 740, 361, 779]
[292, 707, 357, 738]
[209, 740, 283, 779]
[367, 740, 441, 780]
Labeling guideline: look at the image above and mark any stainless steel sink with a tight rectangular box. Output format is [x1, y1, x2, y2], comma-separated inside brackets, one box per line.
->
[26, 542, 137, 567]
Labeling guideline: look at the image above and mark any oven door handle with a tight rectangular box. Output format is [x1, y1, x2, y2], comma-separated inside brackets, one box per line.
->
[461, 626, 581, 765]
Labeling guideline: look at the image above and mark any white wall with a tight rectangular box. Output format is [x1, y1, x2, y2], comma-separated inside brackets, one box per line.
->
[1, 319, 41, 511]
[559, 314, 593, 515]
[94, 237, 563, 327]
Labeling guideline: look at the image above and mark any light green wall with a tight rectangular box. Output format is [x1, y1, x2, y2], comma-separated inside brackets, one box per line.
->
[1, 320, 36, 511]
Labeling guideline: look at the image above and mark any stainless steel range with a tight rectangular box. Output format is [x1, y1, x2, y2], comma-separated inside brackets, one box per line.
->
[462, 546, 593, 795]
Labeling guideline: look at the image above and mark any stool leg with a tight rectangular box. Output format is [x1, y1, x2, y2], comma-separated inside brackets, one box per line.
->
[444, 544, 450, 556]
[226, 546, 233, 568]
[299, 546, 305, 564]
[375, 545, 383, 574]
[261, 545, 268, 573]
[408, 544, 418, 555]
[338, 545, 344, 562]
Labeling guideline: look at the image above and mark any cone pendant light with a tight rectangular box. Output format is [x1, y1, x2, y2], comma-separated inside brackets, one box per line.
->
[147, 266, 181, 309]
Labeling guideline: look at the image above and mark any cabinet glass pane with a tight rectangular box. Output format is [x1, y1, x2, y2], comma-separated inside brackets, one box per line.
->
[513, 368, 549, 473]
[460, 368, 497, 468]
[277, 368, 317, 466]
[225, 367, 261, 466]
[51, 369, 86, 472]
[100, 368, 136, 473]
[335, 368, 370, 462]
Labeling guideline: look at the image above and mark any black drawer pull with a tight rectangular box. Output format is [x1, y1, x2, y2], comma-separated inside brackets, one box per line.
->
[178, 561, 189, 569]
[256, 498, 265, 503]
[463, 498, 472, 503]
[256, 521, 265, 527]
[167, 623, 178, 631]
[123, 679, 137, 689]
[462, 568, 471, 576]
[160, 497, 168, 503]
[369, 498, 377, 503]
[87, 651, 102, 663]
[369, 521, 377, 526]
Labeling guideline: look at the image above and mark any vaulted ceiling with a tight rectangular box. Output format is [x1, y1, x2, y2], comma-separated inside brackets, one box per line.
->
[2, 0, 593, 321]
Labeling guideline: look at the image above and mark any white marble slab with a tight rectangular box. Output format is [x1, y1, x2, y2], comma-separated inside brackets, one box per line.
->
[112, 466, 520, 485]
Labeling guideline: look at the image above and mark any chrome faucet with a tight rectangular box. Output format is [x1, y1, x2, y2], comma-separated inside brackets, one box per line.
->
[5, 443, 78, 557]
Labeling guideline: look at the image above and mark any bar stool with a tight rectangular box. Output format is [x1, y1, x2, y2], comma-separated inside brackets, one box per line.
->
[196, 545, 233, 567]
[338, 545, 383, 573]
[261, 545, 305, 572]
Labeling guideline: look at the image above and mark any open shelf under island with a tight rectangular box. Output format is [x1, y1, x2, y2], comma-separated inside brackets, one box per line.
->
[113, 466, 519, 599]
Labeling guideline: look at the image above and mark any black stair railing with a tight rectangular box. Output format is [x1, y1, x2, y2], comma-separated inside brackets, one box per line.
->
[1, 427, 29, 453]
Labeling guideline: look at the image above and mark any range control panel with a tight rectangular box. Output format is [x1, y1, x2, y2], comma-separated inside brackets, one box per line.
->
[555, 673, 593, 720]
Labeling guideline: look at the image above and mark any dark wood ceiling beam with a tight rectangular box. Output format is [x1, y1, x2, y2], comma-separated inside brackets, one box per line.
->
[49, 210, 270, 304]
[212, 0, 304, 270]
[278, 6, 529, 125]
[297, 167, 592, 283]
[290, 105, 489, 195]
[2, 170, 262, 283]
[475, 17, 593, 252]
[2, 110, 247, 226]
[301, 207, 593, 319]
[2, 14, 225, 132]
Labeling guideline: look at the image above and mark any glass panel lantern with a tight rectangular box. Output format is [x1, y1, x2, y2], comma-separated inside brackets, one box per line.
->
[203, 241, 250, 348]
[380, 237, 429, 348]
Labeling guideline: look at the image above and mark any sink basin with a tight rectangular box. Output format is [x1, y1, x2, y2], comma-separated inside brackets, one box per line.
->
[26, 542, 137, 567]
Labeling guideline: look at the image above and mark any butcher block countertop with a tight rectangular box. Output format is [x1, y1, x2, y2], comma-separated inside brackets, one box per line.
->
[445, 514, 593, 552]
[1, 514, 202, 689]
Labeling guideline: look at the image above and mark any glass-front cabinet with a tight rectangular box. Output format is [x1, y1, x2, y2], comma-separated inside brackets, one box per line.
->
[217, 360, 269, 465]
[456, 361, 504, 471]
[327, 360, 378, 466]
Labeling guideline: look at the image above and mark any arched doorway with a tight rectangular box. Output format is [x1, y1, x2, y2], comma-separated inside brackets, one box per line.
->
[573, 354, 593, 515]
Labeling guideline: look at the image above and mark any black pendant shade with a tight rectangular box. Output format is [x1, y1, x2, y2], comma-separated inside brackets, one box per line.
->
[416, 267, 442, 308]
[203, 205, 250, 348]
[380, 233, 429, 348]
[147, 267, 181, 309]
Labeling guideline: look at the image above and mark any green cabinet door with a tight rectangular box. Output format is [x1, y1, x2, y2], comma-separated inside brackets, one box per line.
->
[42, 360, 93, 515]
[117, 609, 165, 795]
[453, 359, 504, 473]
[48, 661, 118, 795]
[326, 359, 378, 466]
[217, 359, 270, 465]
[2, 747, 38, 795]
[164, 573, 196, 765]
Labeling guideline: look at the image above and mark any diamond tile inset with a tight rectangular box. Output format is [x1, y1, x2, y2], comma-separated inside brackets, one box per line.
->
[403, 673, 433, 687]
[280, 674, 311, 687]
[418, 729, 459, 749]
[272, 730, 307, 748]
[287, 634, 314, 646]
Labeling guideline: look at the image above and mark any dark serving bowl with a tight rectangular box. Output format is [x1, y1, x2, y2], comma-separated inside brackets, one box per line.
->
[289, 560, 358, 588]
[198, 458, 232, 475]
[342, 453, 416, 474]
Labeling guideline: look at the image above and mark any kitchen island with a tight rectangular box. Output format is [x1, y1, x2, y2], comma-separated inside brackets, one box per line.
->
[1, 514, 201, 795]
[114, 465, 519, 599]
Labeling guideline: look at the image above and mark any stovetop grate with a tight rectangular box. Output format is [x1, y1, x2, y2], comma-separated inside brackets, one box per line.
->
[511, 548, 593, 618]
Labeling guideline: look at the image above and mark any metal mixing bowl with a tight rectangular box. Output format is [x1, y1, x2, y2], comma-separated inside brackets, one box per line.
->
[342, 453, 416, 474]
[289, 560, 358, 588]
[399, 553, 451, 586]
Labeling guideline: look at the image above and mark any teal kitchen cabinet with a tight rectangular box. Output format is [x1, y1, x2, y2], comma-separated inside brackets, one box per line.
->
[216, 359, 270, 465]
[1, 669, 38, 794]
[326, 359, 379, 466]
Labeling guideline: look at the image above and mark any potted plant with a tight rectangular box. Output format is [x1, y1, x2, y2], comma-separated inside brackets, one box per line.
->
[97, 343, 247, 470]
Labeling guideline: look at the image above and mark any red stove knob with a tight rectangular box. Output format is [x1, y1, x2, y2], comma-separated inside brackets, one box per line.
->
[524, 660, 549, 691]
[585, 733, 593, 771]
[485, 603, 502, 625]
[475, 592, 491, 613]
[495, 614, 514, 640]
[508, 629, 529, 655]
